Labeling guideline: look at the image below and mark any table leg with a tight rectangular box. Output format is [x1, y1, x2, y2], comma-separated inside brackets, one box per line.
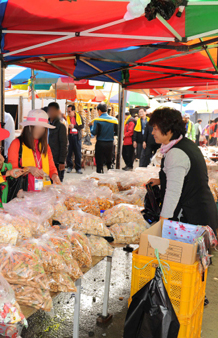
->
[97, 256, 113, 324]
[73, 278, 82, 338]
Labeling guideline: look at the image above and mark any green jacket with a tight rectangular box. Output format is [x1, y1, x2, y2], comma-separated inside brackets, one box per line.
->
[0, 163, 12, 208]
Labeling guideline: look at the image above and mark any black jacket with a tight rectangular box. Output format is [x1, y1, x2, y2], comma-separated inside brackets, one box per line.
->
[68, 115, 84, 140]
[160, 137, 218, 232]
[49, 118, 67, 164]
[143, 124, 156, 146]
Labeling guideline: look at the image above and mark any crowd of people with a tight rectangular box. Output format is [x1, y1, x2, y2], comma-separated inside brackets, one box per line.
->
[0, 102, 217, 203]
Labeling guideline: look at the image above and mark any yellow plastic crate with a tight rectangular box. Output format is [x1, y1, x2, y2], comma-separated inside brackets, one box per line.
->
[177, 298, 204, 338]
[129, 250, 207, 317]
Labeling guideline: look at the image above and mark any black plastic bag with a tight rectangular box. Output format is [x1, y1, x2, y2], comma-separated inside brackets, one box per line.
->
[145, 0, 176, 21]
[7, 175, 28, 202]
[142, 183, 162, 224]
[124, 267, 180, 338]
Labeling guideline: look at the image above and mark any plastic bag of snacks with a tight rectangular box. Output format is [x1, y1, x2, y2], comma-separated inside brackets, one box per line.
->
[0, 274, 28, 338]
[59, 229, 92, 268]
[0, 245, 52, 311]
[97, 177, 119, 193]
[42, 232, 83, 280]
[47, 272, 76, 293]
[53, 197, 68, 220]
[0, 214, 33, 242]
[94, 186, 114, 211]
[57, 210, 111, 237]
[88, 235, 114, 257]
[110, 222, 148, 244]
[20, 238, 68, 273]
[103, 204, 146, 227]
[0, 222, 18, 245]
[121, 187, 145, 207]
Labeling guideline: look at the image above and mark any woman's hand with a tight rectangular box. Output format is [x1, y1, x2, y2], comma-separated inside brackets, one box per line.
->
[52, 174, 61, 185]
[143, 141, 146, 149]
[6, 168, 25, 178]
[28, 166, 44, 178]
[146, 178, 160, 186]
[133, 141, 137, 149]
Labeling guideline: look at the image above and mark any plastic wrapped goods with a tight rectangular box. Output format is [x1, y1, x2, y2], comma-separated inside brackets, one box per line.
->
[0, 223, 18, 245]
[103, 204, 146, 227]
[0, 214, 33, 242]
[0, 245, 52, 311]
[20, 238, 68, 273]
[110, 222, 148, 244]
[88, 236, 114, 257]
[57, 210, 111, 237]
[112, 187, 145, 207]
[42, 232, 83, 280]
[59, 229, 92, 268]
[0, 274, 28, 338]
[47, 272, 76, 293]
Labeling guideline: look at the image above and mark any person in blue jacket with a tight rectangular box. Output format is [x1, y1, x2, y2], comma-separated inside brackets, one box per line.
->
[89, 103, 118, 173]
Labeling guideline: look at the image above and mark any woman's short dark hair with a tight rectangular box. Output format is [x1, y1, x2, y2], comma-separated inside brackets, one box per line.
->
[149, 107, 186, 140]
[19, 126, 48, 155]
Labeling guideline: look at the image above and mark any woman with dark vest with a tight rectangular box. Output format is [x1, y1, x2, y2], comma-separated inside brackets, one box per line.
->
[147, 107, 218, 233]
[8, 109, 60, 192]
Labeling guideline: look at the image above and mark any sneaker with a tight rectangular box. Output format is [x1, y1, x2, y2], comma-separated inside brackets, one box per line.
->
[76, 169, 83, 174]
[66, 168, 72, 173]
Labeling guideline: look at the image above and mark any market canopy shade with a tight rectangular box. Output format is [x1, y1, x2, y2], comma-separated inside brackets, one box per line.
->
[2, 1, 218, 90]
[110, 91, 149, 106]
[185, 99, 218, 113]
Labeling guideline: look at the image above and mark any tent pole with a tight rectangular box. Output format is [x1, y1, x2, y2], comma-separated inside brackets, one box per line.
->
[116, 85, 126, 169]
[0, 60, 5, 125]
[31, 69, 35, 110]
[55, 84, 57, 102]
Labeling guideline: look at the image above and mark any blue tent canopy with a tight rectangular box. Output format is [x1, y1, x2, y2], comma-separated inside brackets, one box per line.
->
[10, 68, 65, 85]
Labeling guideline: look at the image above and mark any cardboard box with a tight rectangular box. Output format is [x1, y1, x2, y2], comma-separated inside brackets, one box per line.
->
[138, 221, 198, 265]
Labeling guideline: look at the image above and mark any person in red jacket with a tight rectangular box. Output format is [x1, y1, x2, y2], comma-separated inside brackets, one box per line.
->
[122, 112, 136, 171]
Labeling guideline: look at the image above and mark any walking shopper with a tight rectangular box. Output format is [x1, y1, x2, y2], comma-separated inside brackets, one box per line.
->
[47, 102, 67, 182]
[66, 105, 84, 174]
[122, 112, 136, 171]
[195, 119, 202, 146]
[89, 103, 118, 173]
[183, 113, 196, 141]
[133, 107, 149, 159]
[8, 109, 60, 192]
[148, 107, 218, 232]
[140, 124, 160, 167]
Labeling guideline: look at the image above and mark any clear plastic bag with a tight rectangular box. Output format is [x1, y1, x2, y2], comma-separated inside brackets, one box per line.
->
[0, 274, 27, 338]
[20, 238, 68, 273]
[57, 210, 111, 237]
[0, 221, 18, 245]
[88, 235, 114, 257]
[110, 222, 148, 244]
[113, 187, 145, 207]
[47, 272, 76, 293]
[41, 232, 83, 280]
[0, 245, 52, 311]
[103, 204, 146, 227]
[4, 198, 54, 231]
[0, 214, 33, 242]
[59, 229, 92, 268]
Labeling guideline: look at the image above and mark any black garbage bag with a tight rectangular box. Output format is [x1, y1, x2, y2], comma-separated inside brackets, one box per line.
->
[145, 0, 176, 21]
[141, 183, 162, 224]
[124, 267, 180, 338]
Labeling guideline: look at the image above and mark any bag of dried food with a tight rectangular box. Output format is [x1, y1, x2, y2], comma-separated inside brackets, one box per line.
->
[59, 229, 92, 268]
[87, 235, 114, 257]
[0, 245, 52, 311]
[103, 204, 146, 227]
[110, 222, 148, 244]
[41, 231, 83, 280]
[57, 210, 112, 238]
